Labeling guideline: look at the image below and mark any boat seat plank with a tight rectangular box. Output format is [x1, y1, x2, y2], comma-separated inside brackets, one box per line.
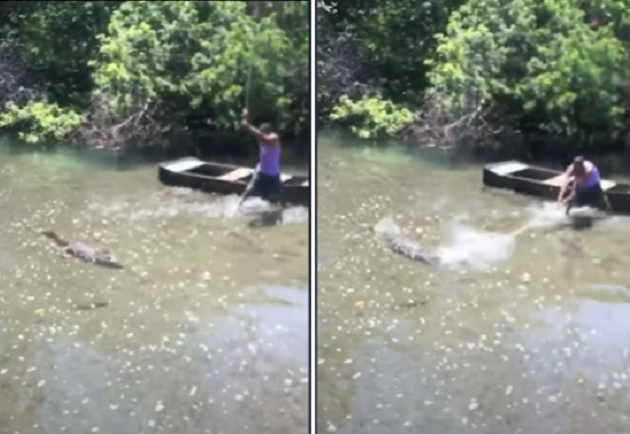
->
[542, 175, 617, 190]
[217, 168, 254, 181]
[164, 159, 204, 173]
[490, 161, 529, 176]
[542, 174, 566, 186]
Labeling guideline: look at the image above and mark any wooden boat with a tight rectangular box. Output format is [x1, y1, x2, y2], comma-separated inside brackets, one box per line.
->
[158, 157, 310, 206]
[482, 160, 630, 214]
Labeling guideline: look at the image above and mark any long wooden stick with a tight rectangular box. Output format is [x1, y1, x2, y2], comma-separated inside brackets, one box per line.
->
[509, 222, 534, 237]
[245, 1, 261, 112]
[245, 63, 252, 110]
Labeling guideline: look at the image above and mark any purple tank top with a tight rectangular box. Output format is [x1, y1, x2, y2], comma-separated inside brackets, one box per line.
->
[579, 161, 600, 189]
[257, 141, 280, 175]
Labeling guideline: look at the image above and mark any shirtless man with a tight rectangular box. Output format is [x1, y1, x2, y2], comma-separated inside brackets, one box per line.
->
[557, 156, 610, 215]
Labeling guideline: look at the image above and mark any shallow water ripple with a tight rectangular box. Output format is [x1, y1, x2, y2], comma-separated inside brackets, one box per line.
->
[0, 150, 308, 434]
[318, 133, 630, 433]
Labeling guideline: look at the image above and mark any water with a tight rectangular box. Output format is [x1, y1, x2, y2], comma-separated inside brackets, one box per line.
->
[0, 142, 309, 434]
[317, 131, 630, 433]
[436, 222, 517, 270]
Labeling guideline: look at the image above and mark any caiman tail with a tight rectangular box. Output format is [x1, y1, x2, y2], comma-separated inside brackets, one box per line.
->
[40, 230, 70, 248]
[374, 217, 439, 266]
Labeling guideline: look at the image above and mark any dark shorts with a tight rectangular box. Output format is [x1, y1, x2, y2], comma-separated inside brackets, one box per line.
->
[571, 183, 607, 209]
[244, 171, 284, 202]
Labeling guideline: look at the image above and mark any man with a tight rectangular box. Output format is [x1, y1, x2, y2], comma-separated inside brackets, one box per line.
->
[239, 108, 285, 208]
[557, 156, 610, 215]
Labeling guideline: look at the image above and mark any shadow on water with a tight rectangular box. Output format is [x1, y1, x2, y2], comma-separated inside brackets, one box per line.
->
[317, 131, 630, 433]
[187, 285, 308, 398]
[15, 286, 308, 434]
[0, 286, 307, 434]
[323, 128, 630, 176]
[0, 134, 309, 174]
[531, 295, 630, 379]
[31, 337, 141, 434]
[322, 129, 469, 170]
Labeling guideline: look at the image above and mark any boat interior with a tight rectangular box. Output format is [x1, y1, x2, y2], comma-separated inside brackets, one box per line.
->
[603, 182, 630, 193]
[188, 164, 234, 177]
[188, 164, 309, 186]
[510, 168, 562, 183]
[509, 167, 630, 192]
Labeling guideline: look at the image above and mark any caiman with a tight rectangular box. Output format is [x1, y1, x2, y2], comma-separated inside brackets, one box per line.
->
[374, 218, 439, 266]
[380, 231, 439, 266]
[40, 230, 123, 270]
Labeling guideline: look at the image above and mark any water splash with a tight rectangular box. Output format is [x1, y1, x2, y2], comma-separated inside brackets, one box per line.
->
[374, 216, 401, 239]
[375, 217, 515, 270]
[523, 202, 604, 230]
[434, 201, 599, 269]
[523, 202, 569, 229]
[88, 192, 308, 224]
[436, 223, 516, 270]
[280, 206, 309, 224]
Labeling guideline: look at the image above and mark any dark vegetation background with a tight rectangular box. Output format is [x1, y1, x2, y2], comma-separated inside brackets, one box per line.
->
[0, 1, 309, 160]
[317, 0, 630, 162]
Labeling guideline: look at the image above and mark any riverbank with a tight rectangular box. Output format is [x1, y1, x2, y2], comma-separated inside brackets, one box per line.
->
[0, 125, 310, 173]
[322, 128, 630, 175]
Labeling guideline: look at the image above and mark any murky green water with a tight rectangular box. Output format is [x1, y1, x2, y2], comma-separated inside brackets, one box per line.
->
[0, 141, 309, 434]
[317, 131, 630, 433]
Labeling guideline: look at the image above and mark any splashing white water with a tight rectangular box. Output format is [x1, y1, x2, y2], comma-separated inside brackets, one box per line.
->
[523, 202, 571, 229]
[375, 216, 515, 270]
[374, 216, 401, 238]
[436, 202, 605, 269]
[224, 195, 309, 223]
[88, 192, 308, 224]
[522, 202, 604, 231]
[436, 224, 516, 270]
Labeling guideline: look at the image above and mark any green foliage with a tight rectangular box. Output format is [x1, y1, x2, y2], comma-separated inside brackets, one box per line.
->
[428, 0, 630, 141]
[0, 0, 308, 150]
[13, 1, 122, 103]
[320, 0, 464, 103]
[356, 0, 466, 102]
[91, 1, 304, 129]
[270, 1, 310, 113]
[0, 101, 83, 145]
[320, 0, 630, 151]
[330, 95, 415, 139]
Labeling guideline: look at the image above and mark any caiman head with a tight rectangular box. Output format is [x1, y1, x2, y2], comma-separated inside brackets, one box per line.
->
[94, 249, 123, 270]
